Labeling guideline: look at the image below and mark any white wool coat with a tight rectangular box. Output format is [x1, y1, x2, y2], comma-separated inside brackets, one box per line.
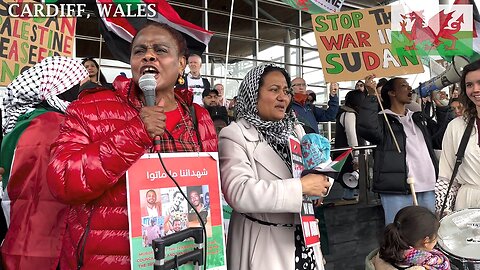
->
[219, 118, 324, 270]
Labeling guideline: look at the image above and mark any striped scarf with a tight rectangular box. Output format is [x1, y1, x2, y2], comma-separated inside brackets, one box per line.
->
[2, 56, 88, 135]
[402, 247, 450, 270]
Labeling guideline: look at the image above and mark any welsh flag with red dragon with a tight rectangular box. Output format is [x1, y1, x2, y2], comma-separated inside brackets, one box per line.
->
[391, 0, 478, 62]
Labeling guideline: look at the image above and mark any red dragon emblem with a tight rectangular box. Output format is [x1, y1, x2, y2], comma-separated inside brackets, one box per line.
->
[400, 9, 465, 51]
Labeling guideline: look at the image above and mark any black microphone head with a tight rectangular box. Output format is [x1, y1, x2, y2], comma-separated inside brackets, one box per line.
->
[139, 74, 157, 106]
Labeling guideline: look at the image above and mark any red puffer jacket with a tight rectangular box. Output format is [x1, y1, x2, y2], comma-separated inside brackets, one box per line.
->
[47, 76, 217, 270]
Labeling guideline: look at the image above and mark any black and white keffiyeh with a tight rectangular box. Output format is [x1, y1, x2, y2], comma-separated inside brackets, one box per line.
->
[2, 56, 88, 135]
[236, 64, 297, 166]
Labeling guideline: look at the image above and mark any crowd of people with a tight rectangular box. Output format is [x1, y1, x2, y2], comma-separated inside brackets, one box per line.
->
[0, 18, 479, 270]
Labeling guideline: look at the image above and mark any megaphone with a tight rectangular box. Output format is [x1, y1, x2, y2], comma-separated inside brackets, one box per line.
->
[415, 56, 470, 98]
[342, 171, 359, 189]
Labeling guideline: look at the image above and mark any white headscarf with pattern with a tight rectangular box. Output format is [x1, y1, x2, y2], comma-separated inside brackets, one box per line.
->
[2, 56, 88, 135]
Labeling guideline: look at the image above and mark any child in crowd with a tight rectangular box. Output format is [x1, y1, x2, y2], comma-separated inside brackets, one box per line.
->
[372, 206, 450, 270]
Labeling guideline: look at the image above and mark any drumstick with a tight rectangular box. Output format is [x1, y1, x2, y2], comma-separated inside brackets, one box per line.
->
[407, 177, 418, 206]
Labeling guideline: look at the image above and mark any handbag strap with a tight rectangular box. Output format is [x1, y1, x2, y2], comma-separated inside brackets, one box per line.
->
[439, 117, 475, 217]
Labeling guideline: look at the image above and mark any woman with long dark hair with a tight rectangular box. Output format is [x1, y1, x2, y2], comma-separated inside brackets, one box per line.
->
[435, 59, 480, 214]
[81, 57, 110, 87]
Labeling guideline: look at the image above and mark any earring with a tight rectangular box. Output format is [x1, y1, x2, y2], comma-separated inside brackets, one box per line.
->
[178, 76, 185, 85]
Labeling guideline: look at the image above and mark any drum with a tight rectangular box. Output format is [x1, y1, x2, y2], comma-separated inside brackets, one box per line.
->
[437, 208, 480, 270]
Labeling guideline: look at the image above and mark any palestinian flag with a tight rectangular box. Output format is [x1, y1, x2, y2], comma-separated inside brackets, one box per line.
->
[281, 0, 344, 14]
[321, 148, 352, 176]
[301, 148, 353, 179]
[96, 0, 213, 63]
[300, 148, 352, 201]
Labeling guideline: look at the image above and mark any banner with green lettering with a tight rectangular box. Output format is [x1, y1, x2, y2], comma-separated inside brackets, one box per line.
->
[312, 6, 424, 82]
[0, 4, 76, 86]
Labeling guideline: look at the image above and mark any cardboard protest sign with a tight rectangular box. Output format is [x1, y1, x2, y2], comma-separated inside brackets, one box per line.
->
[126, 152, 226, 270]
[312, 6, 424, 82]
[0, 6, 76, 86]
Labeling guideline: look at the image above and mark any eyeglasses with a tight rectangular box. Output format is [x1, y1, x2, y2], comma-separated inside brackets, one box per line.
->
[292, 83, 307, 88]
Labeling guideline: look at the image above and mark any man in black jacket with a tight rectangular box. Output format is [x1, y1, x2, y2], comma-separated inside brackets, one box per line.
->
[357, 76, 450, 224]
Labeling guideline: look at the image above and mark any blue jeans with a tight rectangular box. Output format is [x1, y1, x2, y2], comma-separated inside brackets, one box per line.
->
[380, 191, 435, 225]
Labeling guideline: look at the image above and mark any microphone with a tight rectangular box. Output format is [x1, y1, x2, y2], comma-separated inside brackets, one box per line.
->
[139, 74, 157, 106]
[139, 74, 161, 151]
[300, 133, 334, 198]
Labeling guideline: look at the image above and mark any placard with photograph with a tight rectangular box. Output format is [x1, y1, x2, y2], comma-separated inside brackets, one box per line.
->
[126, 152, 226, 270]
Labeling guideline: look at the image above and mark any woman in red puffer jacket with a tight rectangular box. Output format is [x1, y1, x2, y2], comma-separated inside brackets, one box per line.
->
[47, 22, 217, 270]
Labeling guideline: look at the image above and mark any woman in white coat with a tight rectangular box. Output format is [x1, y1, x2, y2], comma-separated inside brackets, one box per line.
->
[218, 64, 331, 270]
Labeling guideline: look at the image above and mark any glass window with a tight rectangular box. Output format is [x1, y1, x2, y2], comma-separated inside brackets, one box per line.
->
[71, 0, 340, 104]
[75, 17, 100, 37]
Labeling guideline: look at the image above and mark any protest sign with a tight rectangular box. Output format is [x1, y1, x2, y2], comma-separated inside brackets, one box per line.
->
[289, 136, 304, 179]
[312, 6, 424, 82]
[0, 2, 76, 86]
[300, 200, 320, 247]
[126, 152, 226, 270]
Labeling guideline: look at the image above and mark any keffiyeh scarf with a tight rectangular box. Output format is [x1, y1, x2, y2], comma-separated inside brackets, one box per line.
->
[236, 64, 297, 169]
[402, 247, 450, 270]
[2, 56, 88, 135]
